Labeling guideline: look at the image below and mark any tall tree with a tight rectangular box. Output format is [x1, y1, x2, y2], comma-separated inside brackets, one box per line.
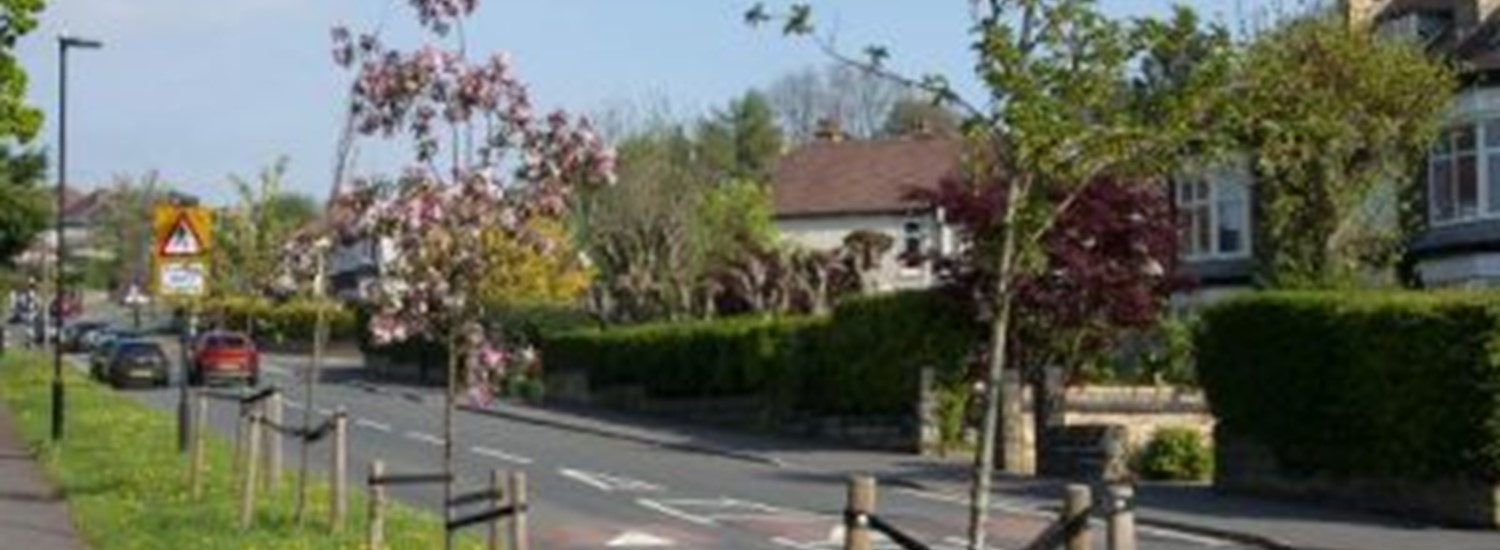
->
[767, 63, 908, 142]
[217, 157, 320, 297]
[697, 91, 784, 181]
[1232, 13, 1453, 288]
[91, 172, 170, 291]
[882, 97, 962, 138]
[0, 147, 47, 266]
[0, 0, 47, 267]
[751, 3, 1234, 548]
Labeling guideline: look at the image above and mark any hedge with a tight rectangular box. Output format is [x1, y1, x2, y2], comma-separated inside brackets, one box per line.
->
[201, 296, 358, 344]
[541, 290, 980, 417]
[1197, 291, 1500, 482]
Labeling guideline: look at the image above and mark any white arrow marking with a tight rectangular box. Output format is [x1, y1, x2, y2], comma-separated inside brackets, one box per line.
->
[559, 468, 663, 493]
[606, 530, 676, 547]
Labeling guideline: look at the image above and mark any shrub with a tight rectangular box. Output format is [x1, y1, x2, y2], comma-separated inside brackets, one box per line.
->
[541, 290, 981, 418]
[203, 296, 358, 344]
[1135, 427, 1212, 481]
[1198, 291, 1500, 482]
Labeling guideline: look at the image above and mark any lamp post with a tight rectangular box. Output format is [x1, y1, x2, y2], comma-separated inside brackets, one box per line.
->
[52, 34, 103, 443]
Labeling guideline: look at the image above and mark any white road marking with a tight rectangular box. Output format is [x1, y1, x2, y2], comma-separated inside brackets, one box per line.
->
[895, 488, 1046, 517]
[404, 431, 445, 446]
[1136, 525, 1234, 547]
[264, 365, 292, 377]
[605, 530, 676, 547]
[284, 401, 304, 410]
[636, 498, 715, 526]
[470, 446, 533, 465]
[316, 407, 333, 416]
[559, 468, 663, 493]
[355, 418, 392, 433]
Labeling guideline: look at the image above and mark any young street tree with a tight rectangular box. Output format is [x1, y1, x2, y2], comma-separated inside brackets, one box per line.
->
[218, 157, 321, 299]
[318, 1, 613, 546]
[751, 2, 1234, 548]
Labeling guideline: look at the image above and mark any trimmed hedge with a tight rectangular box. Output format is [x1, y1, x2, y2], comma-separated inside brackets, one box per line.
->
[1198, 291, 1500, 482]
[202, 296, 358, 344]
[542, 290, 980, 417]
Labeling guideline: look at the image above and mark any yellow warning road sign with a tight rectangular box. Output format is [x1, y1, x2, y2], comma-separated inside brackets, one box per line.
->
[152, 205, 213, 297]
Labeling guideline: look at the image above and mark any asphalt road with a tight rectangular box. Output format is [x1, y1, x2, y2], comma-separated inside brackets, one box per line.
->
[41, 329, 1247, 549]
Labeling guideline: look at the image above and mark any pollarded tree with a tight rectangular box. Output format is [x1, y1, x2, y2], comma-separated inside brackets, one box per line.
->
[320, 1, 613, 545]
[750, 2, 1234, 547]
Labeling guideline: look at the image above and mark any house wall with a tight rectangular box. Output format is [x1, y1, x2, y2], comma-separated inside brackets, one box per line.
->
[775, 211, 950, 292]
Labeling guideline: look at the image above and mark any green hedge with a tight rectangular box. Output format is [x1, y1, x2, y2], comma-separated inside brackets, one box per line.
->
[1198, 291, 1500, 482]
[203, 296, 358, 344]
[542, 290, 980, 417]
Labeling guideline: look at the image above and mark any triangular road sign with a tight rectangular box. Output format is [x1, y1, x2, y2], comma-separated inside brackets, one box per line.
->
[159, 214, 205, 257]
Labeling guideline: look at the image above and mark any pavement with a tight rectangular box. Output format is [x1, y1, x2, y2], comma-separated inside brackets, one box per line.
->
[0, 381, 87, 550]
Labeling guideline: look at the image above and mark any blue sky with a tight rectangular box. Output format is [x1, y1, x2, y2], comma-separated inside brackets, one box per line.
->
[15, 0, 1242, 205]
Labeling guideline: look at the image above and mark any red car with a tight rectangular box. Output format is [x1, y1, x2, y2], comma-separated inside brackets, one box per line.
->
[189, 331, 260, 387]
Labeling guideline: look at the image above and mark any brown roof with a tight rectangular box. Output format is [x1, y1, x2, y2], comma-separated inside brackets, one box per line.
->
[772, 138, 962, 217]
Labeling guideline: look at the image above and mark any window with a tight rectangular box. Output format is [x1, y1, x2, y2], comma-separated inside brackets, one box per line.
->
[1431, 122, 1500, 225]
[901, 221, 925, 269]
[1176, 176, 1250, 260]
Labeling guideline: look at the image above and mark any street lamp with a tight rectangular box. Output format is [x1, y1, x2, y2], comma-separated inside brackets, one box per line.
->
[51, 34, 103, 443]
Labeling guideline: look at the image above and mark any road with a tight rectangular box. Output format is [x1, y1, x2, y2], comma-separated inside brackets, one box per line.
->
[46, 332, 1246, 549]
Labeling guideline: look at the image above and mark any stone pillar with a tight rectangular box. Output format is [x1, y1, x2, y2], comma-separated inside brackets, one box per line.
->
[916, 367, 941, 455]
[998, 370, 1035, 475]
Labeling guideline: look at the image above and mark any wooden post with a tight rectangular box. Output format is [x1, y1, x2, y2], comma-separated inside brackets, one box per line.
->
[190, 391, 208, 499]
[368, 460, 386, 550]
[1107, 484, 1136, 550]
[263, 390, 282, 493]
[488, 470, 504, 550]
[239, 412, 263, 530]
[330, 408, 348, 531]
[844, 475, 875, 550]
[233, 388, 246, 483]
[507, 471, 529, 550]
[1065, 484, 1092, 550]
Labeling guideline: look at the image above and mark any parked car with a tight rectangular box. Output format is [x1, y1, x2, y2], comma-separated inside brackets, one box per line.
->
[88, 329, 143, 377]
[60, 321, 108, 352]
[100, 340, 170, 388]
[190, 331, 259, 387]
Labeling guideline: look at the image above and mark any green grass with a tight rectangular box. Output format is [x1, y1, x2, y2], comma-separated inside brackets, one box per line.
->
[0, 351, 484, 549]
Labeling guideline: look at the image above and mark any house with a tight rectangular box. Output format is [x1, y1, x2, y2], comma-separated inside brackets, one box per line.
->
[1177, 0, 1500, 302]
[771, 124, 960, 292]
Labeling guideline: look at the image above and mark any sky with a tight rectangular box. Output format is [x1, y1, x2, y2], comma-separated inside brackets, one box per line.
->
[13, 0, 1245, 206]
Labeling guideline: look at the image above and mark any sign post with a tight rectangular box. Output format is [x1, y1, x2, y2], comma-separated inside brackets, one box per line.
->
[153, 205, 212, 454]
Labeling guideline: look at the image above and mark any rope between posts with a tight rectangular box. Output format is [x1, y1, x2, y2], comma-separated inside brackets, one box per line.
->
[846, 511, 933, 550]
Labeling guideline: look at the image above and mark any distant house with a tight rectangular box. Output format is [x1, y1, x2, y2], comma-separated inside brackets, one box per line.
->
[771, 127, 960, 292]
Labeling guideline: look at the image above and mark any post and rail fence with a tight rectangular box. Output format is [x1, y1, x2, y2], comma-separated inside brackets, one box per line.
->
[188, 386, 348, 532]
[366, 460, 530, 550]
[841, 476, 1137, 550]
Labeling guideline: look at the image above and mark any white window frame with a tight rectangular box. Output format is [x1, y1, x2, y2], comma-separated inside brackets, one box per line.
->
[898, 219, 926, 277]
[1176, 175, 1251, 262]
[1428, 120, 1500, 227]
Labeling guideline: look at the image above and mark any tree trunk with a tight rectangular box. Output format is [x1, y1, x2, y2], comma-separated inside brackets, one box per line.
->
[293, 251, 328, 525]
[1029, 365, 1066, 474]
[443, 334, 458, 550]
[967, 182, 1025, 550]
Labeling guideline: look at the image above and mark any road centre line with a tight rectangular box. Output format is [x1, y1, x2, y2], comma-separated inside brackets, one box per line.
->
[636, 498, 715, 526]
[470, 446, 533, 465]
[404, 430, 446, 446]
[355, 418, 392, 432]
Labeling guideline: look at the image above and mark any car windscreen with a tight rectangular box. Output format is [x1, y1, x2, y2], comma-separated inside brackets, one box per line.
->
[203, 335, 249, 348]
[115, 342, 165, 362]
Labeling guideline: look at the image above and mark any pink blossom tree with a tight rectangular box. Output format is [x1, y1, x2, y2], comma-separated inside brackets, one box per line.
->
[315, 1, 613, 542]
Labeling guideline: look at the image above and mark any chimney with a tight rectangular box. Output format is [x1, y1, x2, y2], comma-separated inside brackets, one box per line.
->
[1344, 0, 1392, 29]
[814, 117, 844, 142]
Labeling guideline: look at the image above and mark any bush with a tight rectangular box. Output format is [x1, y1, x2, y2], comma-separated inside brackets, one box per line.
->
[1135, 427, 1212, 481]
[1198, 291, 1500, 482]
[203, 296, 358, 344]
[542, 290, 981, 418]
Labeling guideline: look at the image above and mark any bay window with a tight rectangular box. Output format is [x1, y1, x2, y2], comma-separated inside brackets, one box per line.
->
[1429, 121, 1500, 225]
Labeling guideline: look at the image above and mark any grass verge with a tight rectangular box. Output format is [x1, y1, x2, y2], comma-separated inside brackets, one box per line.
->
[0, 350, 482, 549]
